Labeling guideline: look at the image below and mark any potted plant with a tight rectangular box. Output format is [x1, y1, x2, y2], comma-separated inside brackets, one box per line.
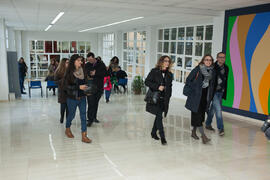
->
[132, 76, 144, 95]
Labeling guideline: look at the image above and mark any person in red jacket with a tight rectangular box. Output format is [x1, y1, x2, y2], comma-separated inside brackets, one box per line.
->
[104, 68, 112, 103]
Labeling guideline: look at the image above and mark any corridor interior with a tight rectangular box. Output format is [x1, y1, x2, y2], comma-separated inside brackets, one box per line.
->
[0, 90, 269, 180]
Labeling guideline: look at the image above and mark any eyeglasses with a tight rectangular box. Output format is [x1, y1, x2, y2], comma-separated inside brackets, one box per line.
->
[163, 60, 170, 63]
[218, 56, 225, 59]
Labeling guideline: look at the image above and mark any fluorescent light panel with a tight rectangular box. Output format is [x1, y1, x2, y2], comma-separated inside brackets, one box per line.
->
[45, 25, 52, 31]
[79, 17, 144, 32]
[44, 12, 64, 31]
[51, 12, 64, 24]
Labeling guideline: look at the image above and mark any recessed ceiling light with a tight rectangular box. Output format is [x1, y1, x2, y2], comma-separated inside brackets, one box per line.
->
[79, 17, 144, 32]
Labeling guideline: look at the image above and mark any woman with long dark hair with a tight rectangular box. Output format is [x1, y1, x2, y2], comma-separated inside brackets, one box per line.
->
[63, 54, 91, 143]
[145, 55, 173, 145]
[54, 58, 69, 123]
[18, 57, 28, 94]
[184, 54, 216, 144]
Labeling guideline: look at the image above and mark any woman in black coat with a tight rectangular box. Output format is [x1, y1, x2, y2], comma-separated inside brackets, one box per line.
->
[184, 54, 216, 144]
[54, 58, 69, 123]
[145, 55, 173, 145]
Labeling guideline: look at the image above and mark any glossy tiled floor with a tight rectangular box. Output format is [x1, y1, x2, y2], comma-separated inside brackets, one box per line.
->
[0, 91, 269, 180]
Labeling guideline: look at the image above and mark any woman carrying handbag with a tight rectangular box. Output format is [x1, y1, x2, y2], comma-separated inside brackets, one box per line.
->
[145, 55, 173, 145]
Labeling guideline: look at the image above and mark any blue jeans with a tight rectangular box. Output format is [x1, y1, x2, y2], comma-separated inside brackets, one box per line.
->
[206, 92, 224, 130]
[105, 90, 111, 100]
[66, 97, 87, 132]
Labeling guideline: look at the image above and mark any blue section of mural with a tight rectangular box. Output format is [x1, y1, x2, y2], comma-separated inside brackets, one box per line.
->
[245, 12, 270, 112]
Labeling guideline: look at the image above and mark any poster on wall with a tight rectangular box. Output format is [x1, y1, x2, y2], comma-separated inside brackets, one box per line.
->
[223, 4, 270, 118]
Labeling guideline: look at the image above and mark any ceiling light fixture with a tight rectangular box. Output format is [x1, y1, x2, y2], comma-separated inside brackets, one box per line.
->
[51, 12, 65, 24]
[79, 17, 144, 32]
[44, 12, 64, 31]
[45, 25, 52, 31]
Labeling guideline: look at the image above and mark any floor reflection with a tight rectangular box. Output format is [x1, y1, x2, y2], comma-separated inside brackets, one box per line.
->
[0, 93, 269, 180]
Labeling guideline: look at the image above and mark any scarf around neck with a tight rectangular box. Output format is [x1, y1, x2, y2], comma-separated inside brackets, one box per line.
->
[199, 64, 213, 88]
[73, 67, 84, 80]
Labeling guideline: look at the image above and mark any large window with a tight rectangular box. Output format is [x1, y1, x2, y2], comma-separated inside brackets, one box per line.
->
[157, 25, 213, 83]
[103, 33, 115, 64]
[123, 31, 146, 78]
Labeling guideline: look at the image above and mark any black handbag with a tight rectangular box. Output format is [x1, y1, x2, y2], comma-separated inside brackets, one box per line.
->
[144, 88, 160, 104]
[84, 79, 97, 95]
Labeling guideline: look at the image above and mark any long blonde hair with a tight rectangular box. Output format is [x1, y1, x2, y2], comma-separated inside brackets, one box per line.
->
[155, 55, 173, 71]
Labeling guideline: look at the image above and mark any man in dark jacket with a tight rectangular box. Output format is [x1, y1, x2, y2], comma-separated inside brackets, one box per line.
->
[85, 52, 106, 127]
[205, 52, 229, 136]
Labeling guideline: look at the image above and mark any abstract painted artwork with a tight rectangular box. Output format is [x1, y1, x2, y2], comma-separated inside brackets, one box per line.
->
[223, 11, 270, 116]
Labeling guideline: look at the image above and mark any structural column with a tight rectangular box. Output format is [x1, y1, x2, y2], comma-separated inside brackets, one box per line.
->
[0, 18, 9, 101]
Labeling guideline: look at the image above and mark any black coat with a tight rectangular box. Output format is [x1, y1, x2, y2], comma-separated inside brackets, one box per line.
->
[63, 75, 86, 100]
[145, 68, 173, 117]
[184, 65, 216, 113]
[18, 62, 27, 77]
[54, 73, 67, 104]
[213, 61, 229, 100]
[85, 60, 107, 92]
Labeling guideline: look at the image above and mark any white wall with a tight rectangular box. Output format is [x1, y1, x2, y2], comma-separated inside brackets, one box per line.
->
[212, 11, 225, 57]
[15, 30, 22, 58]
[7, 27, 16, 52]
[97, 33, 103, 60]
[0, 18, 9, 101]
[21, 31, 99, 69]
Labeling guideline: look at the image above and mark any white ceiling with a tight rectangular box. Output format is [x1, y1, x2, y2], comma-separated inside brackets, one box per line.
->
[0, 0, 269, 32]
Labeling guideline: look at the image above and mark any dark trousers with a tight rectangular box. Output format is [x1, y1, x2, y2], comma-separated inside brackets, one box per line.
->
[113, 84, 119, 93]
[19, 76, 25, 93]
[191, 87, 208, 127]
[119, 84, 126, 93]
[60, 103, 68, 120]
[49, 88, 56, 94]
[87, 91, 102, 122]
[151, 103, 165, 138]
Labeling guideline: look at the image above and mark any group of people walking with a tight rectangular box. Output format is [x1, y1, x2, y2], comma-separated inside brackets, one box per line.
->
[53, 53, 128, 143]
[19, 51, 228, 146]
[145, 52, 228, 145]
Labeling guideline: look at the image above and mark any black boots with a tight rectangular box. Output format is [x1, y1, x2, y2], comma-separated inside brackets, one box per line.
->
[151, 131, 167, 145]
[60, 117, 64, 124]
[191, 128, 199, 140]
[161, 138, 167, 145]
[151, 132, 159, 140]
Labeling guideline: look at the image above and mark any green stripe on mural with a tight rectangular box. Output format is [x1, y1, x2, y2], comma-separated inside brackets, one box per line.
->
[223, 16, 237, 107]
[268, 89, 270, 115]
